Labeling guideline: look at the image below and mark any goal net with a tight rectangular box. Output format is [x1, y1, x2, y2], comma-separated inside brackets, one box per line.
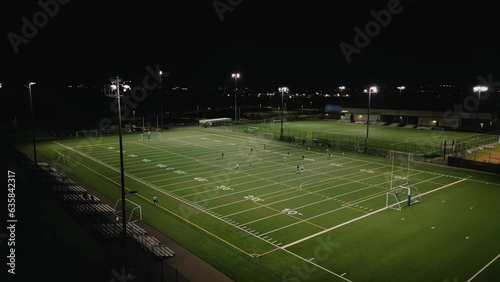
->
[389, 151, 413, 190]
[386, 185, 423, 211]
[114, 198, 143, 222]
[430, 127, 445, 133]
[138, 132, 160, 141]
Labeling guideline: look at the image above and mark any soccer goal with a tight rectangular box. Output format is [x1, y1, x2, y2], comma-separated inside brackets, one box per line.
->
[51, 151, 66, 165]
[386, 185, 423, 211]
[389, 151, 413, 190]
[114, 198, 143, 222]
[430, 127, 445, 133]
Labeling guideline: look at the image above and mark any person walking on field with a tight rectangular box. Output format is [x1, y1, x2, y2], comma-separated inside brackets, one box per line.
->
[153, 195, 157, 204]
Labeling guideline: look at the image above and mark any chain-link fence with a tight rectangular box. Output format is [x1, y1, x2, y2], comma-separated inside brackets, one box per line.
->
[224, 124, 499, 167]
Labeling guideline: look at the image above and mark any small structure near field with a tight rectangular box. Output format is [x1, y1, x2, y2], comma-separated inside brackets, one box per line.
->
[199, 118, 232, 127]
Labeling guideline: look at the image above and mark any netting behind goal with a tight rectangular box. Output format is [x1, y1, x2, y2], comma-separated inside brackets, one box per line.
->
[389, 151, 413, 190]
[386, 185, 423, 211]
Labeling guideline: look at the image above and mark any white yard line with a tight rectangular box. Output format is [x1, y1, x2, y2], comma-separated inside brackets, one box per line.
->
[466, 253, 500, 282]
[280, 247, 353, 282]
[54, 141, 287, 251]
[279, 177, 469, 250]
[210, 164, 398, 213]
[257, 174, 442, 237]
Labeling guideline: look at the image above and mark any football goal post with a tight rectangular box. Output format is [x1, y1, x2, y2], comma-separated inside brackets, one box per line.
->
[114, 198, 143, 222]
[386, 185, 423, 211]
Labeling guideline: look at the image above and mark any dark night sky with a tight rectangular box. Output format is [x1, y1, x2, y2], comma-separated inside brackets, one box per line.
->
[1, 0, 500, 89]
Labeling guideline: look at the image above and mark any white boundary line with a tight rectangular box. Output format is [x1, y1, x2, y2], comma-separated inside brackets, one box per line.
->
[466, 253, 500, 282]
[280, 177, 469, 250]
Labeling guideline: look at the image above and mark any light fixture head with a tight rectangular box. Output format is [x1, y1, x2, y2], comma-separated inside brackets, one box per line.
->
[279, 87, 289, 93]
[473, 86, 488, 92]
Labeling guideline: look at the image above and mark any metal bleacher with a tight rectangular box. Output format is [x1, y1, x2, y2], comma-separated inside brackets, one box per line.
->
[32, 160, 175, 261]
[134, 234, 176, 259]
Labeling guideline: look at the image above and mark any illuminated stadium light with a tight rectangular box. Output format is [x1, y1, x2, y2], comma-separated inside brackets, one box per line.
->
[473, 86, 488, 121]
[104, 76, 132, 274]
[232, 73, 240, 122]
[279, 87, 289, 141]
[27, 82, 37, 164]
[397, 86, 405, 120]
[363, 86, 377, 153]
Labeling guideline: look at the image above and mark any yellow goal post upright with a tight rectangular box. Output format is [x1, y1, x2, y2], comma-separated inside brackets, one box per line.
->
[386, 151, 422, 211]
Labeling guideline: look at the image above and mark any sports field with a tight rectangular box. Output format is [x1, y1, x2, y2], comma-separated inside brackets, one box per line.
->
[34, 121, 500, 281]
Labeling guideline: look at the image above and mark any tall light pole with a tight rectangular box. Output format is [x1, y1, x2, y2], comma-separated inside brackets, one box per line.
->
[396, 86, 405, 121]
[473, 86, 488, 122]
[279, 87, 289, 141]
[363, 86, 378, 153]
[27, 82, 37, 165]
[132, 110, 135, 129]
[232, 73, 240, 122]
[105, 76, 132, 274]
[159, 70, 164, 129]
[339, 86, 345, 107]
